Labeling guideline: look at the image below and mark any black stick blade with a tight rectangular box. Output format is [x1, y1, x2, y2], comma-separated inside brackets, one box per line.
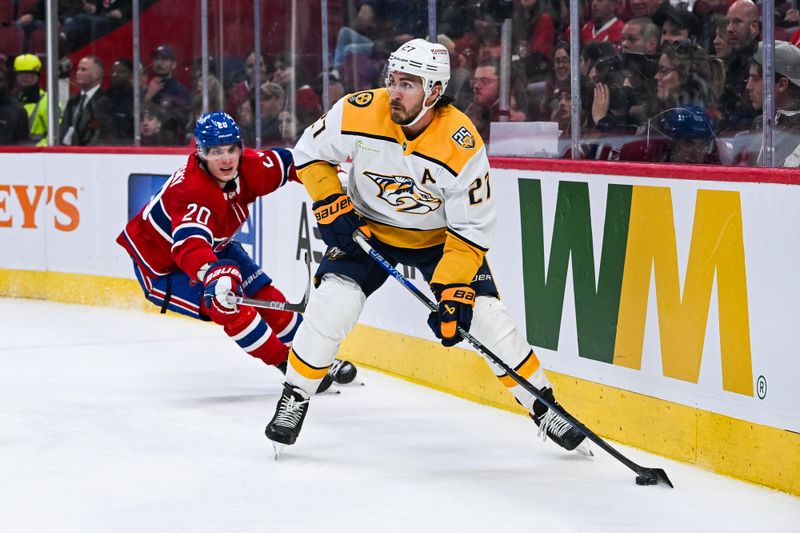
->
[635, 468, 674, 488]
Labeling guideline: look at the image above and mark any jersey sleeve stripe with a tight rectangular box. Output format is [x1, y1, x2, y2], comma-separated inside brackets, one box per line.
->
[446, 228, 489, 252]
[146, 199, 173, 243]
[172, 224, 213, 245]
[296, 158, 339, 170]
[272, 147, 294, 187]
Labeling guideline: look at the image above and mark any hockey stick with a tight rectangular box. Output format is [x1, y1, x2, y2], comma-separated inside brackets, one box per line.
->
[352, 229, 673, 488]
[226, 251, 312, 313]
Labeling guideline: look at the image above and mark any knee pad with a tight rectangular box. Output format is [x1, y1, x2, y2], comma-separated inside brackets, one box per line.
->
[469, 296, 532, 369]
[288, 274, 365, 389]
[470, 296, 551, 408]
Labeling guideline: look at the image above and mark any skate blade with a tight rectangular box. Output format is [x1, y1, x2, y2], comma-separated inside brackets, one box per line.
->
[575, 440, 594, 457]
[273, 442, 285, 460]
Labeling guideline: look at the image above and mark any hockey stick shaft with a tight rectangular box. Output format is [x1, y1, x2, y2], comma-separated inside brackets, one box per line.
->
[225, 251, 312, 313]
[352, 230, 672, 487]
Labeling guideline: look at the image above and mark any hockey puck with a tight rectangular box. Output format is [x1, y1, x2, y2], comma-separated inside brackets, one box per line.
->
[635, 473, 658, 486]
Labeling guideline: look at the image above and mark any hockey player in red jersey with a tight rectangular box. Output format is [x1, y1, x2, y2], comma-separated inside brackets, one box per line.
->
[117, 111, 356, 389]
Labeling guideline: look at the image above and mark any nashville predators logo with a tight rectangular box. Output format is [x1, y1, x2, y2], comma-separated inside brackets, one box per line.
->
[364, 171, 443, 214]
[451, 126, 476, 149]
[348, 92, 374, 107]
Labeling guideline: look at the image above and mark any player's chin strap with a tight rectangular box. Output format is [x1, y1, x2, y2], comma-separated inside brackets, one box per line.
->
[404, 90, 441, 127]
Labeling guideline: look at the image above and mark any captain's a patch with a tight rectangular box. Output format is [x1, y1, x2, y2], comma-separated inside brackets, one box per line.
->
[451, 126, 476, 149]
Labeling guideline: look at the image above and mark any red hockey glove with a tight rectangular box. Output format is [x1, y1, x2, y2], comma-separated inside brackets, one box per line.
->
[427, 283, 476, 347]
[202, 260, 243, 325]
[312, 193, 370, 256]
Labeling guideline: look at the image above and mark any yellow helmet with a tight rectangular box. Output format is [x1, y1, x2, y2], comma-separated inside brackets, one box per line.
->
[14, 54, 42, 73]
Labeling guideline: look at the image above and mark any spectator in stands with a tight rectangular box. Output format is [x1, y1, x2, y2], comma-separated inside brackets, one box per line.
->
[271, 52, 306, 112]
[144, 45, 191, 142]
[185, 73, 223, 144]
[60, 55, 104, 146]
[538, 41, 571, 121]
[653, 40, 724, 114]
[712, 17, 731, 61]
[748, 42, 800, 167]
[630, 0, 665, 18]
[512, 0, 556, 61]
[571, 0, 625, 46]
[580, 41, 616, 77]
[621, 17, 661, 55]
[466, 60, 500, 141]
[652, 4, 702, 46]
[15, 0, 45, 53]
[225, 52, 266, 122]
[257, 81, 285, 145]
[276, 110, 299, 147]
[63, 0, 132, 51]
[693, 0, 730, 53]
[295, 70, 345, 131]
[718, 0, 760, 133]
[590, 55, 640, 135]
[0, 68, 29, 145]
[333, 1, 427, 72]
[95, 58, 134, 145]
[140, 102, 179, 146]
[237, 98, 256, 147]
[12, 54, 49, 145]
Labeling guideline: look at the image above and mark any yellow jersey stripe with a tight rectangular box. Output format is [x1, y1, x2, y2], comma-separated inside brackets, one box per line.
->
[289, 348, 330, 380]
[364, 219, 447, 249]
[498, 350, 541, 388]
[431, 231, 486, 286]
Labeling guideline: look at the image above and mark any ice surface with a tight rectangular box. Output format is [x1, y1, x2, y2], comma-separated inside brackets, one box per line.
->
[1, 299, 798, 532]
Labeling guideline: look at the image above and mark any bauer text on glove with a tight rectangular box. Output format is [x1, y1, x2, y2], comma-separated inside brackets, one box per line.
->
[202, 259, 243, 325]
[312, 193, 370, 256]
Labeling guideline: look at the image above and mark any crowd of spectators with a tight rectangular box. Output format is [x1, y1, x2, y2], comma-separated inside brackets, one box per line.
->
[0, 0, 799, 167]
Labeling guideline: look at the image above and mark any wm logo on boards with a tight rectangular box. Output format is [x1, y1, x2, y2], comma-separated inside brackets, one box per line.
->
[518, 180, 753, 397]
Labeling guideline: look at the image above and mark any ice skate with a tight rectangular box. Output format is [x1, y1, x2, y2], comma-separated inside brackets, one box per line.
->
[530, 388, 590, 454]
[266, 383, 310, 451]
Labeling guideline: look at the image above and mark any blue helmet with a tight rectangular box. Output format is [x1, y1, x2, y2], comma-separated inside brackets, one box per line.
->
[194, 111, 242, 155]
[660, 106, 714, 140]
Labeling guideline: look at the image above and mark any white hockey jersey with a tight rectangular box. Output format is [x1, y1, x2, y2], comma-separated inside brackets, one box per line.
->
[293, 88, 496, 286]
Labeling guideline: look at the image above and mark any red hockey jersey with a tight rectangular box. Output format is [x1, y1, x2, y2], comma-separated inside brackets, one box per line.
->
[117, 147, 297, 281]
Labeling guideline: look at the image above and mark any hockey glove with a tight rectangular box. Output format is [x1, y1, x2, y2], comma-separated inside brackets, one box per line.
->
[202, 259, 243, 325]
[427, 283, 476, 347]
[312, 193, 369, 256]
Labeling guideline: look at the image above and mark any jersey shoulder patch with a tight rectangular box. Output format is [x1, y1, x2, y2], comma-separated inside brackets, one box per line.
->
[451, 125, 477, 150]
[347, 91, 375, 107]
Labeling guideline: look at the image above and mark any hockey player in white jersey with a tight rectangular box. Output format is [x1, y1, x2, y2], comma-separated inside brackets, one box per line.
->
[265, 38, 586, 453]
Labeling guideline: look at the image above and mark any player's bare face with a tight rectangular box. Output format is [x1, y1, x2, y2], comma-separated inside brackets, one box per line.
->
[386, 72, 425, 125]
[205, 144, 242, 185]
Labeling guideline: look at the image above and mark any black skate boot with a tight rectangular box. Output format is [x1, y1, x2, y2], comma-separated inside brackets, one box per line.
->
[266, 383, 310, 446]
[329, 358, 358, 384]
[530, 388, 586, 452]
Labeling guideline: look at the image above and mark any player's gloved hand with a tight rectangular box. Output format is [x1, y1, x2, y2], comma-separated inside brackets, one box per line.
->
[427, 283, 476, 347]
[202, 259, 243, 325]
[312, 193, 370, 256]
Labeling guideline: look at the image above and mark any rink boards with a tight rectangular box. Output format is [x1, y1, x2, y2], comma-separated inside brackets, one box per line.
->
[0, 148, 797, 495]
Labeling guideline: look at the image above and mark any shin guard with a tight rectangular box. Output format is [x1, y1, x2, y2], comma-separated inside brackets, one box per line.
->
[469, 296, 551, 410]
[286, 274, 365, 395]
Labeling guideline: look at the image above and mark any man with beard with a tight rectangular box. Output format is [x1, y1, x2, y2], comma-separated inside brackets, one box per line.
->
[144, 45, 191, 142]
[718, 0, 760, 133]
[96, 59, 134, 144]
[264, 38, 588, 458]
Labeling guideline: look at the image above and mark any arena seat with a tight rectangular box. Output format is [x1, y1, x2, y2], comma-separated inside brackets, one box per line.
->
[0, 26, 24, 57]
